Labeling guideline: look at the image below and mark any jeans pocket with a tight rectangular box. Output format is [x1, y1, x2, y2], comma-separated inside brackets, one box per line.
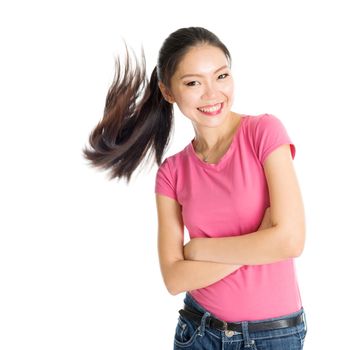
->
[174, 315, 200, 348]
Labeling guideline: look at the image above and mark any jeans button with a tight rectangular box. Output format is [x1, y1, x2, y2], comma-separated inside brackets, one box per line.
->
[225, 330, 235, 337]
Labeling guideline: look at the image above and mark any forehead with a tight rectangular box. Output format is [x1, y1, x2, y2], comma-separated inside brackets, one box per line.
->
[175, 45, 229, 76]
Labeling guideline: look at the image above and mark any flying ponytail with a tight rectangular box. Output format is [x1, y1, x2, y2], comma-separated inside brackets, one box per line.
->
[82, 48, 174, 183]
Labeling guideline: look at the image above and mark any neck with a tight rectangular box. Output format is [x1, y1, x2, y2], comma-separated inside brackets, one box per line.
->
[193, 112, 242, 153]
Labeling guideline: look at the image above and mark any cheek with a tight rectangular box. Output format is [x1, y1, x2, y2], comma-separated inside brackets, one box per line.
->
[176, 101, 196, 117]
[174, 96, 200, 118]
[223, 81, 234, 98]
[174, 90, 199, 108]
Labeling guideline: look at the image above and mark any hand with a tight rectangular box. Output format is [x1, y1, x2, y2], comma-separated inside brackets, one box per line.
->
[259, 206, 272, 230]
[184, 238, 243, 271]
[183, 239, 197, 260]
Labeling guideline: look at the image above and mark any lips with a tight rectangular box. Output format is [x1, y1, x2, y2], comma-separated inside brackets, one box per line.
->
[197, 103, 223, 116]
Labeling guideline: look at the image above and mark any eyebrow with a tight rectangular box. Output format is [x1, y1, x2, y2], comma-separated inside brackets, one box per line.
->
[179, 65, 229, 80]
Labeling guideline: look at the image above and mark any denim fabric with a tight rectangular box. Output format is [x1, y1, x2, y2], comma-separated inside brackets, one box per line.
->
[174, 292, 307, 350]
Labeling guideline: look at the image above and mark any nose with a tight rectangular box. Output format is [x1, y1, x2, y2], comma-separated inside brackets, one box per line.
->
[201, 83, 219, 100]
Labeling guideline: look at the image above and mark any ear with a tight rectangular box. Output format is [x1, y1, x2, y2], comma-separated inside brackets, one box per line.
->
[158, 81, 175, 104]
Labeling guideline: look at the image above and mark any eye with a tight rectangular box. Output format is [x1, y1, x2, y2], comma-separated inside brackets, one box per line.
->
[218, 73, 229, 79]
[186, 81, 199, 87]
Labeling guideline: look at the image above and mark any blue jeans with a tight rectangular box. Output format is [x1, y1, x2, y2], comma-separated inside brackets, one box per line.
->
[174, 292, 307, 349]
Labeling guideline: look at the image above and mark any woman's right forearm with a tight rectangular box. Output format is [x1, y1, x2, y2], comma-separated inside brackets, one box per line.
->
[165, 259, 241, 296]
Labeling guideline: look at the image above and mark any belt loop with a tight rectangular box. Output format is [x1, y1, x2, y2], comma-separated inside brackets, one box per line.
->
[241, 321, 255, 348]
[198, 311, 211, 337]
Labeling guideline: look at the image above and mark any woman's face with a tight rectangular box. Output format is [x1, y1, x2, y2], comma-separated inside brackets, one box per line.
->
[160, 44, 234, 128]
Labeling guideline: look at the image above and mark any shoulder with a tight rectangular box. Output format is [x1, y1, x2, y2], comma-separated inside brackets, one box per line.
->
[245, 112, 290, 136]
[155, 147, 189, 202]
[239, 113, 281, 139]
[244, 113, 295, 164]
[244, 113, 281, 128]
[157, 142, 190, 171]
[157, 153, 179, 173]
[155, 145, 189, 183]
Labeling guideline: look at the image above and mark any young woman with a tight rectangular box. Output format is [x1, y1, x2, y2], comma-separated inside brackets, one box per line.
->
[83, 27, 307, 349]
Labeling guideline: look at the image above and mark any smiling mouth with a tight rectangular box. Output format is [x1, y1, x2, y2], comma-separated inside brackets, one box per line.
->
[197, 103, 223, 115]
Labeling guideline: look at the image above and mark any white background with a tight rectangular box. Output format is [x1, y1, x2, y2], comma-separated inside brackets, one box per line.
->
[1, 1, 349, 349]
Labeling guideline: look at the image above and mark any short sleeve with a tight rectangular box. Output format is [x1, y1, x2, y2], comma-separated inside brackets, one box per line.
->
[254, 114, 296, 164]
[155, 158, 178, 201]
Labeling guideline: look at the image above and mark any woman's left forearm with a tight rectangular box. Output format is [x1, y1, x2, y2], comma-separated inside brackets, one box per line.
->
[184, 225, 305, 265]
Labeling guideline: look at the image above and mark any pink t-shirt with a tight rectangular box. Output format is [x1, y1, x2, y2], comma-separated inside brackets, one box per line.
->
[155, 113, 302, 322]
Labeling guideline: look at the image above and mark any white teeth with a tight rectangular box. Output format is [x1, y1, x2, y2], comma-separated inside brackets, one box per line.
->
[198, 103, 222, 113]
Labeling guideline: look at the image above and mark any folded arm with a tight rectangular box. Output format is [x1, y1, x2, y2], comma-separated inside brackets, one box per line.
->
[155, 193, 242, 296]
[184, 144, 306, 265]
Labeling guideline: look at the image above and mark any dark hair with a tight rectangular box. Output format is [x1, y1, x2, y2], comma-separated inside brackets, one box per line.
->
[82, 27, 231, 183]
